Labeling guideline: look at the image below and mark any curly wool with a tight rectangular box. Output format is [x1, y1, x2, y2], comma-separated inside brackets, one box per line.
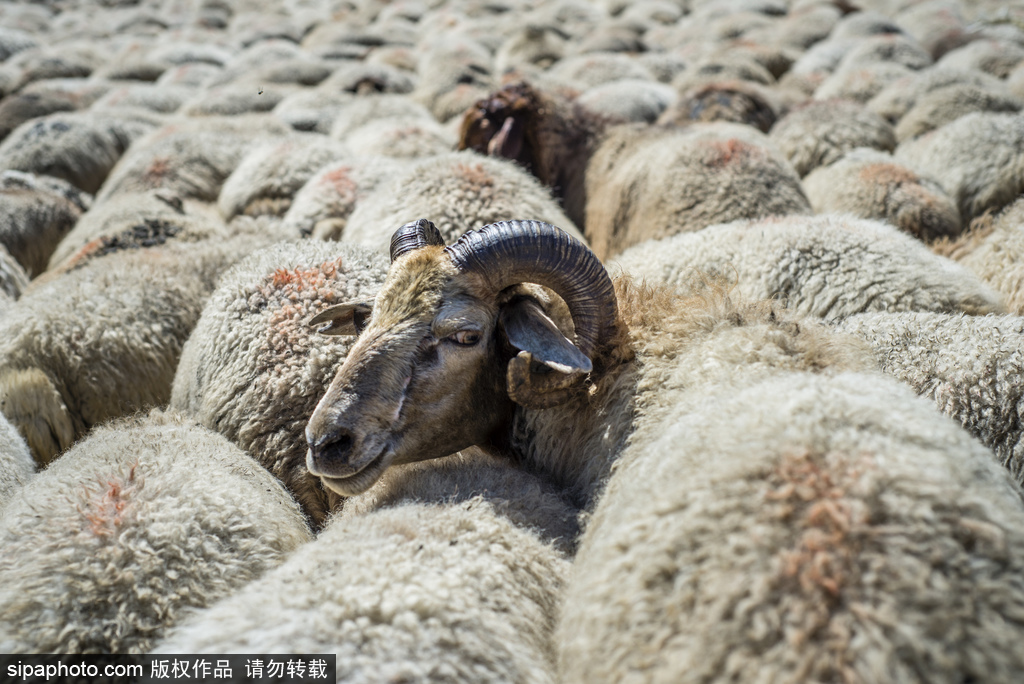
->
[170, 240, 389, 526]
[894, 112, 1024, 223]
[0, 409, 33, 507]
[155, 455, 572, 684]
[837, 310, 1024, 485]
[343, 151, 583, 251]
[802, 148, 961, 241]
[559, 371, 1024, 684]
[769, 99, 896, 177]
[867, 66, 1006, 123]
[934, 196, 1024, 314]
[894, 82, 1022, 142]
[0, 411, 310, 654]
[611, 214, 1001, 321]
[584, 122, 809, 259]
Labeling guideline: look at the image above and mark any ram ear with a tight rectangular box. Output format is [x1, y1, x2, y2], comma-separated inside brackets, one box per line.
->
[499, 296, 591, 408]
[308, 302, 372, 336]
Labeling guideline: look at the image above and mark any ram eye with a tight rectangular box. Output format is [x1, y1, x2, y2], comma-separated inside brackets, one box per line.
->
[449, 330, 482, 346]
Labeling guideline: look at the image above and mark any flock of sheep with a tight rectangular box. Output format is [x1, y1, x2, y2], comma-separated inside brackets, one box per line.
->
[1, 0, 1024, 680]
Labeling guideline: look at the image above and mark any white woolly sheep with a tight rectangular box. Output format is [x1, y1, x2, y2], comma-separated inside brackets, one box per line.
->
[95, 114, 292, 203]
[894, 0, 973, 59]
[545, 52, 656, 91]
[0, 409, 33, 508]
[281, 155, 404, 240]
[154, 62, 222, 88]
[670, 51, 776, 94]
[0, 42, 104, 95]
[342, 152, 583, 251]
[343, 116, 456, 160]
[769, 99, 897, 177]
[217, 134, 349, 220]
[0, 226, 282, 465]
[91, 83, 194, 115]
[611, 214, 1002, 320]
[935, 38, 1024, 77]
[0, 110, 159, 194]
[0, 89, 80, 142]
[0, 26, 38, 63]
[559, 370, 1024, 683]
[801, 148, 962, 241]
[837, 310, 1024, 485]
[894, 82, 1023, 141]
[584, 122, 809, 259]
[328, 93, 437, 143]
[412, 37, 496, 122]
[180, 82, 298, 117]
[170, 240, 389, 526]
[933, 195, 1024, 314]
[575, 79, 676, 124]
[658, 79, 779, 132]
[894, 111, 1024, 223]
[319, 60, 417, 96]
[813, 61, 914, 103]
[155, 452, 574, 683]
[0, 410, 311, 654]
[867, 66, 1006, 123]
[495, 24, 569, 73]
[271, 89, 353, 133]
[0, 170, 90, 277]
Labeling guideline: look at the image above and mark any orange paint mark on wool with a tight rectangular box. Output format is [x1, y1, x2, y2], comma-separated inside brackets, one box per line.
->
[270, 256, 343, 290]
[83, 462, 140, 537]
[858, 162, 919, 186]
[704, 138, 757, 168]
[454, 162, 495, 188]
[321, 167, 357, 195]
[143, 157, 172, 183]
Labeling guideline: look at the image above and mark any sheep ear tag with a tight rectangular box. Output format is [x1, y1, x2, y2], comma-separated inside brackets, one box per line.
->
[499, 297, 592, 374]
[308, 302, 372, 336]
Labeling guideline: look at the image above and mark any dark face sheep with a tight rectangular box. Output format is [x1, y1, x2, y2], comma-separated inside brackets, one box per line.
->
[305, 219, 618, 496]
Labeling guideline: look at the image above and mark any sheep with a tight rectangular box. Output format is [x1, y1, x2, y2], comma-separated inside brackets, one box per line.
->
[318, 60, 417, 95]
[575, 79, 676, 124]
[935, 38, 1024, 77]
[583, 122, 810, 259]
[0, 224, 283, 465]
[341, 152, 583, 251]
[328, 93, 438, 143]
[836, 310, 1024, 485]
[495, 24, 569, 73]
[657, 79, 779, 133]
[217, 134, 349, 220]
[0, 26, 38, 62]
[95, 114, 292, 203]
[90, 83, 194, 116]
[0, 110, 160, 194]
[813, 61, 915, 103]
[559, 369, 1024, 683]
[179, 82, 298, 117]
[344, 116, 456, 160]
[170, 240, 389, 526]
[303, 219, 870, 510]
[412, 37, 496, 123]
[0, 409, 33, 508]
[612, 214, 1001, 320]
[933, 196, 1024, 314]
[0, 170, 90, 277]
[154, 451, 574, 683]
[894, 0, 973, 59]
[867, 66, 1006, 123]
[0, 42, 104, 95]
[670, 52, 776, 94]
[271, 89, 352, 133]
[894, 82, 1023, 141]
[154, 62, 222, 88]
[0, 409, 311, 654]
[769, 100, 897, 177]
[544, 52, 656, 90]
[894, 111, 1024, 223]
[281, 155, 405, 240]
[0, 89, 80, 142]
[801, 148, 962, 241]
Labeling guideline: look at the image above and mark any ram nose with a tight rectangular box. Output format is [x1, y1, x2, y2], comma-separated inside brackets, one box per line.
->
[306, 427, 361, 477]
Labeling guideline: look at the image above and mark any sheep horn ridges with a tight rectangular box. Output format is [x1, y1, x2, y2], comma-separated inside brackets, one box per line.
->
[390, 219, 445, 262]
[445, 220, 617, 361]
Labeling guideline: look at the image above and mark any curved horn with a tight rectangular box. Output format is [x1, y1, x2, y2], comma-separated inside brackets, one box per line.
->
[444, 220, 618, 361]
[390, 219, 445, 263]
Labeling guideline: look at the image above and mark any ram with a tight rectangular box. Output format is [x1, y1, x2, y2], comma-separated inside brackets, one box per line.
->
[0, 410, 310, 654]
[155, 451, 576, 683]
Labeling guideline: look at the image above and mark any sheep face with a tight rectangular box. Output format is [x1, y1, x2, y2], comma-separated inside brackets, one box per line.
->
[306, 219, 617, 497]
[459, 82, 544, 181]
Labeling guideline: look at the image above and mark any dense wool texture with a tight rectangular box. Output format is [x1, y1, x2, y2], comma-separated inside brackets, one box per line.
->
[0, 111, 158, 194]
[769, 99, 897, 177]
[216, 134, 348, 220]
[867, 66, 1007, 123]
[802, 148, 961, 241]
[0, 243, 29, 302]
[611, 214, 1000, 321]
[46, 189, 226, 270]
[659, 80, 779, 132]
[412, 38, 495, 122]
[934, 197, 1024, 314]
[343, 151, 583, 251]
[95, 115, 292, 203]
[838, 310, 1024, 485]
[155, 454, 572, 684]
[0, 170, 89, 277]
[0, 409, 33, 507]
[559, 371, 1024, 683]
[584, 123, 810, 259]
[0, 411, 311, 654]
[894, 112, 1024, 223]
[343, 116, 455, 160]
[281, 155, 403, 240]
[894, 82, 1022, 141]
[0, 231, 274, 465]
[576, 79, 676, 124]
[170, 240, 388, 526]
